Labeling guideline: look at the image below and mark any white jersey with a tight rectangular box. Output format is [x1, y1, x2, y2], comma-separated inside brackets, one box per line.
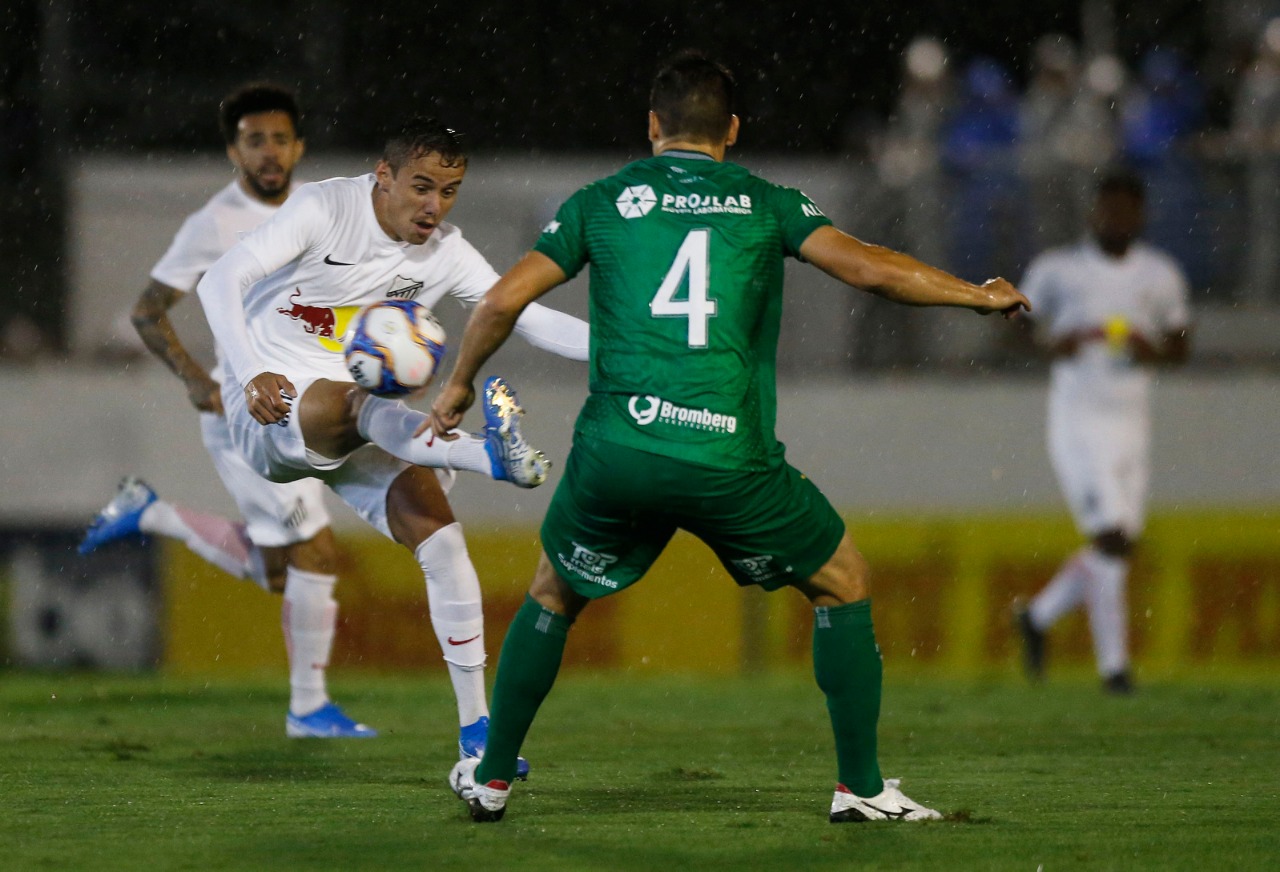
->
[197, 173, 588, 387]
[150, 180, 290, 382]
[1021, 238, 1191, 411]
[1022, 237, 1190, 536]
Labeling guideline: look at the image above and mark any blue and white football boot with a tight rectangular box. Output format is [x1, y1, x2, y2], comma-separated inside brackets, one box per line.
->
[459, 716, 530, 781]
[78, 476, 158, 555]
[481, 376, 549, 489]
[286, 702, 378, 738]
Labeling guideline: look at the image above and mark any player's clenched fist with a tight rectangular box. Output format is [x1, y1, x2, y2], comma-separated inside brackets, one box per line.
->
[976, 278, 1031, 319]
[424, 381, 476, 439]
[244, 372, 297, 425]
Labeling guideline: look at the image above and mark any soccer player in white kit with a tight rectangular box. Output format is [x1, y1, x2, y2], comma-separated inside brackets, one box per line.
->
[80, 83, 380, 737]
[195, 116, 588, 769]
[1016, 170, 1191, 694]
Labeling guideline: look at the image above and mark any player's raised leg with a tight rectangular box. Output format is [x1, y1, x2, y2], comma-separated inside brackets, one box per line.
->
[294, 377, 548, 488]
[794, 533, 942, 823]
[80, 476, 271, 585]
[1017, 547, 1094, 680]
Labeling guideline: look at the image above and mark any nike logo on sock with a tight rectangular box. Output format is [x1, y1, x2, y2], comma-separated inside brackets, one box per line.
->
[447, 634, 481, 646]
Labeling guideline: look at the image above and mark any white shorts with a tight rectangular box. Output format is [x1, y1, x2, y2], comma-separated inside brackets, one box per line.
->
[1047, 394, 1150, 537]
[200, 409, 330, 548]
[221, 375, 451, 540]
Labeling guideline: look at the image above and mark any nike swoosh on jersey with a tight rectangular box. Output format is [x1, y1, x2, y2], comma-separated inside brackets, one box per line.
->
[324, 254, 355, 266]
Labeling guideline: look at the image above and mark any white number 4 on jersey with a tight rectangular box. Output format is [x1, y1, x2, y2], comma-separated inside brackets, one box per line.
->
[651, 229, 716, 348]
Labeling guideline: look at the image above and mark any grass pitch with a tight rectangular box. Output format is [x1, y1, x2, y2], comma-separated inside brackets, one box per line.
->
[1, 670, 1276, 871]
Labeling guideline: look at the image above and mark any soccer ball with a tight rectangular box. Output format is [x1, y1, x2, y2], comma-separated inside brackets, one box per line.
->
[343, 300, 447, 397]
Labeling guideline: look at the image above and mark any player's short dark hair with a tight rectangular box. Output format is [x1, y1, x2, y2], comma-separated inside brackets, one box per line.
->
[382, 117, 467, 172]
[1096, 168, 1145, 202]
[650, 50, 736, 143]
[219, 82, 302, 144]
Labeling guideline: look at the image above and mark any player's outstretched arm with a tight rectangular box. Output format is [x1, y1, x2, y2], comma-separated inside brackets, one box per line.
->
[799, 226, 1030, 317]
[429, 251, 568, 436]
[132, 279, 223, 413]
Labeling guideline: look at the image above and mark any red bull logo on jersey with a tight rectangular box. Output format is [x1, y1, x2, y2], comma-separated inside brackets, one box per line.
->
[276, 290, 360, 353]
[277, 289, 336, 338]
[661, 193, 752, 215]
[627, 394, 738, 434]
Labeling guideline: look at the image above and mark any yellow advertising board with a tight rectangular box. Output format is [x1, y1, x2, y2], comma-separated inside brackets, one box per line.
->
[163, 511, 1280, 678]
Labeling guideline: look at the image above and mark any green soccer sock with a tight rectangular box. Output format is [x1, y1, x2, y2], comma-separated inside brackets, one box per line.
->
[812, 598, 884, 797]
[475, 594, 573, 785]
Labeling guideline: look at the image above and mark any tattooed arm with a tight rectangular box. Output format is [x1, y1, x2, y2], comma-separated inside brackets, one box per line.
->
[131, 279, 223, 414]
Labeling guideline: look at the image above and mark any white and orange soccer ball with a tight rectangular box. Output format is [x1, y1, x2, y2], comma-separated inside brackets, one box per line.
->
[343, 300, 447, 397]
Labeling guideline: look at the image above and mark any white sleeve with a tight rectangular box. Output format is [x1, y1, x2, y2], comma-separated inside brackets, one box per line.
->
[511, 303, 590, 361]
[195, 186, 329, 385]
[446, 234, 591, 361]
[150, 211, 222, 293]
[195, 244, 272, 386]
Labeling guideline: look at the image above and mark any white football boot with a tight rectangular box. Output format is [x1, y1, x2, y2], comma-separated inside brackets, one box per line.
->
[829, 778, 942, 823]
[449, 756, 511, 823]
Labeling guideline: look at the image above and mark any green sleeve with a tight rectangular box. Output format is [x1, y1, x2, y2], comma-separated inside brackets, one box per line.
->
[771, 185, 834, 258]
[532, 186, 591, 279]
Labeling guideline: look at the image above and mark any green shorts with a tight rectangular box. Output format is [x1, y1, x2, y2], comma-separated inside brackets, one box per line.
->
[540, 439, 846, 599]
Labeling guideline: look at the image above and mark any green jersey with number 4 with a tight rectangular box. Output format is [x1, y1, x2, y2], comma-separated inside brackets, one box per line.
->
[534, 150, 832, 471]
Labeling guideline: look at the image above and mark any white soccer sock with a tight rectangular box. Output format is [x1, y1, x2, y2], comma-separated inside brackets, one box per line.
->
[357, 396, 494, 477]
[1028, 547, 1090, 630]
[1081, 549, 1130, 677]
[282, 566, 338, 717]
[416, 523, 488, 727]
[139, 500, 270, 590]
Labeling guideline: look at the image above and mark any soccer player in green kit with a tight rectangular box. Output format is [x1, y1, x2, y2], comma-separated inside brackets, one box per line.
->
[430, 51, 1030, 823]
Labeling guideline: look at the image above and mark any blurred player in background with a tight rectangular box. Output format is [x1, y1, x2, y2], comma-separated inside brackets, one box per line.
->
[79, 82, 379, 737]
[1016, 169, 1192, 694]
[196, 115, 588, 773]
[432, 51, 1029, 824]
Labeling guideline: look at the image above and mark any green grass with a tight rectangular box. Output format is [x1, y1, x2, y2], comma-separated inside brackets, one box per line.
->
[1, 671, 1277, 871]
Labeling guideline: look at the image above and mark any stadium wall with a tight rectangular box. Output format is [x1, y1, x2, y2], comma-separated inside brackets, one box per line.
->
[67, 154, 1280, 370]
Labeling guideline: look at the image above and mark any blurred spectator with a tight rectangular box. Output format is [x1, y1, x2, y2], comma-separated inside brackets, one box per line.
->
[1118, 47, 1213, 290]
[1019, 35, 1119, 251]
[873, 35, 952, 265]
[862, 35, 954, 368]
[1120, 48, 1204, 166]
[941, 56, 1025, 283]
[1232, 18, 1280, 304]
